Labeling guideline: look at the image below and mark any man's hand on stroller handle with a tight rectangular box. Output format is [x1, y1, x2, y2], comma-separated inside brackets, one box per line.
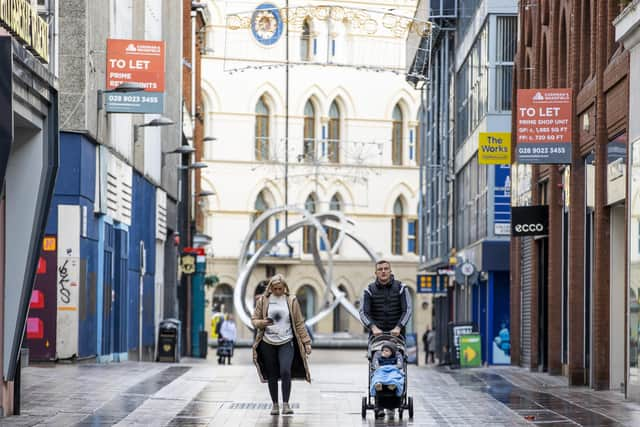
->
[371, 325, 383, 336]
[370, 325, 401, 336]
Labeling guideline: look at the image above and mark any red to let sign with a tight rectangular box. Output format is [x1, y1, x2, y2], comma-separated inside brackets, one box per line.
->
[106, 39, 165, 92]
[516, 88, 572, 164]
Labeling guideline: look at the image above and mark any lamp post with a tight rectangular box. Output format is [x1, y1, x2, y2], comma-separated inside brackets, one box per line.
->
[177, 161, 208, 356]
[130, 115, 175, 361]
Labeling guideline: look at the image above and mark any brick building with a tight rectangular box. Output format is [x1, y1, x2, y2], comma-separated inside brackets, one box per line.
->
[510, 0, 630, 393]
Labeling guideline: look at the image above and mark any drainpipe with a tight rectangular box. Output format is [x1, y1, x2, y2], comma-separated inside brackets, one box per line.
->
[139, 241, 146, 361]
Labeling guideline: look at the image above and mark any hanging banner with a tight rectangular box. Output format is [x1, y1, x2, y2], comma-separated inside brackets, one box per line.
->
[516, 89, 572, 164]
[479, 132, 511, 165]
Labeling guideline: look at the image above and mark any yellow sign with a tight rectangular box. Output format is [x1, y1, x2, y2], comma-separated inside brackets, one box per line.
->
[0, 0, 49, 63]
[42, 236, 56, 252]
[180, 254, 196, 275]
[479, 132, 511, 165]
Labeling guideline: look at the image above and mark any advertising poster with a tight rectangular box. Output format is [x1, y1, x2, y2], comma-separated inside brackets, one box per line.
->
[516, 89, 572, 164]
[479, 132, 511, 165]
[105, 39, 165, 113]
[459, 333, 482, 368]
[494, 165, 511, 235]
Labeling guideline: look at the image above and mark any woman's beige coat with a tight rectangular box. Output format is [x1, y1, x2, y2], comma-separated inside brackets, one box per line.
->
[252, 294, 312, 383]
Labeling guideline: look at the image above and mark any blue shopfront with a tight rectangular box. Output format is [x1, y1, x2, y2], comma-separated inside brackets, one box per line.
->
[26, 133, 159, 362]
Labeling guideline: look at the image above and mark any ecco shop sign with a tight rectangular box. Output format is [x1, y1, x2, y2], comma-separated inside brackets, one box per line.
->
[0, 0, 49, 63]
[511, 205, 549, 237]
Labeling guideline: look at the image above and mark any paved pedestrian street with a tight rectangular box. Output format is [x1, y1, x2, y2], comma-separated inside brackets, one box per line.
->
[3, 349, 640, 427]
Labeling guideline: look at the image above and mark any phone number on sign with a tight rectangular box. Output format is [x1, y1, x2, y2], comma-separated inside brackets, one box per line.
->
[518, 146, 567, 155]
[107, 94, 159, 103]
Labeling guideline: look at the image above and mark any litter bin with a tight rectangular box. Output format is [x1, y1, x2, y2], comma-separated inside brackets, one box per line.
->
[157, 318, 181, 362]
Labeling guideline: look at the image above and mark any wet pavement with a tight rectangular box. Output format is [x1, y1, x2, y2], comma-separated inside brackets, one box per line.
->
[2, 349, 640, 426]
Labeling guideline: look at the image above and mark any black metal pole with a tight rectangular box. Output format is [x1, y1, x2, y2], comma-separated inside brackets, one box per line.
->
[284, 0, 293, 256]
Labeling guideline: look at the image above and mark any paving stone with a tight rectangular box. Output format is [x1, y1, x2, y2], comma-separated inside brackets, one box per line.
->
[2, 350, 640, 426]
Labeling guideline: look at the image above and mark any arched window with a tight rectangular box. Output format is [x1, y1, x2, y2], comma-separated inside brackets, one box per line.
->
[327, 193, 342, 248]
[255, 96, 270, 160]
[392, 105, 403, 165]
[302, 193, 317, 253]
[212, 283, 234, 314]
[303, 100, 316, 162]
[301, 20, 311, 61]
[328, 101, 340, 163]
[254, 191, 269, 250]
[333, 285, 350, 332]
[391, 198, 403, 254]
[296, 285, 316, 323]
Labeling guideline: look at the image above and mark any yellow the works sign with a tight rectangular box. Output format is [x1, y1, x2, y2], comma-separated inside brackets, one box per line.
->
[479, 132, 511, 164]
[0, 0, 49, 63]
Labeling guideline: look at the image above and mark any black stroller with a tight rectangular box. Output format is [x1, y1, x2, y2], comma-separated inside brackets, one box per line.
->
[361, 334, 414, 419]
[216, 338, 234, 364]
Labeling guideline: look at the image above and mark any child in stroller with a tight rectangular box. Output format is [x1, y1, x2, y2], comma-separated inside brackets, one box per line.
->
[370, 341, 404, 397]
[361, 334, 414, 420]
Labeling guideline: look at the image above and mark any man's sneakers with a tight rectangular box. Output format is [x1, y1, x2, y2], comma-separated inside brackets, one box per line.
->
[270, 403, 279, 415]
[374, 408, 385, 419]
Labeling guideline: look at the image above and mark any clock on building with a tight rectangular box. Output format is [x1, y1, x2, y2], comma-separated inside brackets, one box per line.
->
[251, 3, 283, 46]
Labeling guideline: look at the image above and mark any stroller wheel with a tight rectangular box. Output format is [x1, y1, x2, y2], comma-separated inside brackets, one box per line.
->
[361, 397, 367, 419]
[408, 396, 414, 419]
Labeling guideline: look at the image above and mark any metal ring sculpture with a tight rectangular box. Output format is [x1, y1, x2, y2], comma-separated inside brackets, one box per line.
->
[234, 206, 379, 330]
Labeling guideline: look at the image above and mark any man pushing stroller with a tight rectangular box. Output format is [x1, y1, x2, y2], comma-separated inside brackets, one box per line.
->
[359, 260, 412, 419]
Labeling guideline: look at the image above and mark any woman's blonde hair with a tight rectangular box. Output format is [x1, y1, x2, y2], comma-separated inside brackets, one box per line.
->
[265, 273, 290, 296]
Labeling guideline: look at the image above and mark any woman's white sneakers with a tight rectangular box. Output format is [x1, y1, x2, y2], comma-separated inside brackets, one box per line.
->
[270, 403, 279, 415]
[282, 403, 294, 414]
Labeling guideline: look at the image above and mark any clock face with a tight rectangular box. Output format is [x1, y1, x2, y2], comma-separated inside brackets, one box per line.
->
[251, 3, 283, 45]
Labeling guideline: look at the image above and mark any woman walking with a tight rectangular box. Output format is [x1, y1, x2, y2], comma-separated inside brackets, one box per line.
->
[252, 274, 312, 415]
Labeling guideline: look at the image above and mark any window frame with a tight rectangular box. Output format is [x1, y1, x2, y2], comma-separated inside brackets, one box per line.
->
[392, 105, 403, 166]
[301, 20, 312, 62]
[328, 101, 340, 163]
[255, 96, 270, 161]
[302, 194, 317, 254]
[391, 198, 404, 255]
[303, 100, 316, 162]
[254, 192, 269, 250]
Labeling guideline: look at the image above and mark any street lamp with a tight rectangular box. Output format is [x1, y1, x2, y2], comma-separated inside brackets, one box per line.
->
[133, 116, 176, 142]
[166, 146, 196, 155]
[178, 162, 208, 170]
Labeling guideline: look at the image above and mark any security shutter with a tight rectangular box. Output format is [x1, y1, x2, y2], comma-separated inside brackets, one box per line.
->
[520, 236, 533, 367]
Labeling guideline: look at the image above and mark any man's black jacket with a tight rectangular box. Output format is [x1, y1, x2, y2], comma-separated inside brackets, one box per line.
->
[359, 276, 412, 333]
